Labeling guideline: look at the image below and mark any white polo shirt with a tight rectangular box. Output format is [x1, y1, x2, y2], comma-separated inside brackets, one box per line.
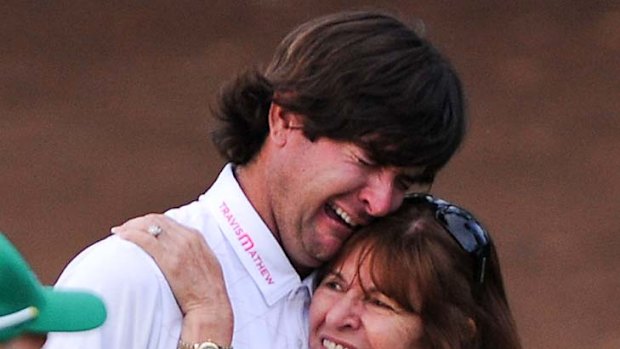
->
[43, 164, 313, 349]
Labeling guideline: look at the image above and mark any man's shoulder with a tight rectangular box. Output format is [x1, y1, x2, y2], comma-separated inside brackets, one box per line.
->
[46, 235, 181, 349]
[56, 235, 167, 292]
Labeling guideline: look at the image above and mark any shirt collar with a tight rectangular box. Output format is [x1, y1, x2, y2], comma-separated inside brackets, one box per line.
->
[202, 163, 302, 305]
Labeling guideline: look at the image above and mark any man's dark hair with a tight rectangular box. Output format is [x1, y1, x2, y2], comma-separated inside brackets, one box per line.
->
[212, 10, 466, 183]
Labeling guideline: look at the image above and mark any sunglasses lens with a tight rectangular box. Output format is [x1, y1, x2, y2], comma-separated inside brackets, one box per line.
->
[421, 198, 491, 285]
[404, 194, 491, 283]
[441, 207, 487, 254]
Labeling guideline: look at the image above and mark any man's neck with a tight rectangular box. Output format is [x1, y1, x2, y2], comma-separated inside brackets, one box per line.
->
[232, 163, 280, 243]
[233, 162, 313, 278]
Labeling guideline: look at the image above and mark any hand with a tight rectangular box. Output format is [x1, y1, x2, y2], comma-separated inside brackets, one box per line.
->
[112, 214, 233, 345]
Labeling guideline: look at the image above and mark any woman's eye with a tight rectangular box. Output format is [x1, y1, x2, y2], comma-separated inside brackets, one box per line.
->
[366, 292, 406, 312]
[320, 275, 344, 292]
[325, 281, 342, 291]
[368, 297, 395, 310]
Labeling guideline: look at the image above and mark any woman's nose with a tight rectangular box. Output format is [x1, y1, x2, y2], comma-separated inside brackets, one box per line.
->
[324, 294, 362, 331]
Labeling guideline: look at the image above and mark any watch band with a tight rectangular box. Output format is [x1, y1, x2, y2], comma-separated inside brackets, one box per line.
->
[178, 339, 233, 349]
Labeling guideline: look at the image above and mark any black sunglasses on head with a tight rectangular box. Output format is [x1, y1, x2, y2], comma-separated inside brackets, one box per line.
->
[406, 194, 491, 285]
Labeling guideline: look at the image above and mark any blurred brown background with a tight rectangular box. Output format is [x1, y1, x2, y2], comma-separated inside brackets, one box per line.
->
[1, 1, 618, 348]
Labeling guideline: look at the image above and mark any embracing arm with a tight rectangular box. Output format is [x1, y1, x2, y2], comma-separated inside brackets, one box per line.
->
[113, 214, 234, 348]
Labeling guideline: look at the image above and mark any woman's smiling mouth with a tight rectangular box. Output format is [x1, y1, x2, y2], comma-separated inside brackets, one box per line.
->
[322, 338, 352, 349]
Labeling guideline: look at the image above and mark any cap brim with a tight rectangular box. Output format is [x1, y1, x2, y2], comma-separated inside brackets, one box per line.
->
[27, 286, 106, 334]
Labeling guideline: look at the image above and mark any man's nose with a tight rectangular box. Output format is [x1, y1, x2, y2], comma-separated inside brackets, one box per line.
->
[358, 170, 401, 217]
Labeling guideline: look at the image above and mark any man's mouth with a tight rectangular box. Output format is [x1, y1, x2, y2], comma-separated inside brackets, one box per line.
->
[322, 338, 351, 349]
[326, 203, 357, 228]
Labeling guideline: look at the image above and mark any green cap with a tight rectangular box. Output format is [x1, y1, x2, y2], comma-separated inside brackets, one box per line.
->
[0, 233, 106, 342]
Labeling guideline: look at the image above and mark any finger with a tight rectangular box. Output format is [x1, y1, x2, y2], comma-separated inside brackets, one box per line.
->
[151, 216, 208, 253]
[113, 213, 166, 232]
[115, 213, 202, 252]
[111, 214, 175, 244]
[114, 227, 163, 260]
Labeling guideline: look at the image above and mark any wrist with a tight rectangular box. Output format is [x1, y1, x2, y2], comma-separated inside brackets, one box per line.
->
[178, 339, 233, 349]
[181, 307, 233, 347]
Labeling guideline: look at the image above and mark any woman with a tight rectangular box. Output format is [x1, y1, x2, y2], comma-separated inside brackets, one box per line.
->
[114, 195, 521, 349]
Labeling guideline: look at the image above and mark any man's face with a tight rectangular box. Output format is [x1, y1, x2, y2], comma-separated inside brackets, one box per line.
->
[267, 122, 423, 272]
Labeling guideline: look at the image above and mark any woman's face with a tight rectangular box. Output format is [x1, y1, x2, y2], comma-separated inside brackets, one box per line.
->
[309, 246, 424, 349]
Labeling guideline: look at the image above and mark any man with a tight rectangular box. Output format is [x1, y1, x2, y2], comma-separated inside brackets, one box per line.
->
[0, 233, 106, 349]
[44, 10, 466, 349]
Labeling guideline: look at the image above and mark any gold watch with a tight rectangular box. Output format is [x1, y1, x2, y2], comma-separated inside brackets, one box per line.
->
[178, 339, 233, 349]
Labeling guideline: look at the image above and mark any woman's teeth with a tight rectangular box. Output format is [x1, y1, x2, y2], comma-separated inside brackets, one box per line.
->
[323, 338, 350, 349]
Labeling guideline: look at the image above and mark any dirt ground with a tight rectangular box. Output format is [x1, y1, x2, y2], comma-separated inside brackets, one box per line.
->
[1, 1, 618, 348]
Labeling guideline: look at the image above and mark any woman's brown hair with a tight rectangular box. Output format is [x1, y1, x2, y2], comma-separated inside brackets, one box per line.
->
[316, 197, 521, 349]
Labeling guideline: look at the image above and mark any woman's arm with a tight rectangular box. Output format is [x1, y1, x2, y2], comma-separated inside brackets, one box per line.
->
[112, 214, 233, 347]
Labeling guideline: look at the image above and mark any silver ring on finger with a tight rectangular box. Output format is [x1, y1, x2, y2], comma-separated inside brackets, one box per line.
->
[147, 224, 164, 238]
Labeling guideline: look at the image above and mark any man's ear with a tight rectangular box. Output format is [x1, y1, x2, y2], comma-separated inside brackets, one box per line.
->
[267, 102, 304, 146]
[467, 318, 477, 339]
